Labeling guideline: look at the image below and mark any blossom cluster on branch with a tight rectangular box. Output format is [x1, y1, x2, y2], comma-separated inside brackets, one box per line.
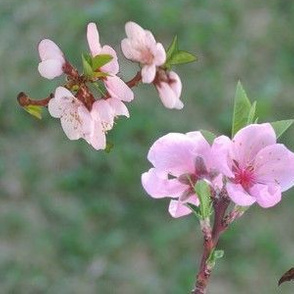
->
[18, 21, 196, 151]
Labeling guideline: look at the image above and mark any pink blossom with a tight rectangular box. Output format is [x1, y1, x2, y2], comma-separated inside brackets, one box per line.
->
[48, 87, 91, 140]
[48, 87, 107, 150]
[87, 22, 134, 113]
[38, 39, 65, 79]
[87, 22, 119, 75]
[121, 21, 166, 84]
[212, 123, 294, 208]
[155, 71, 183, 109]
[141, 132, 219, 218]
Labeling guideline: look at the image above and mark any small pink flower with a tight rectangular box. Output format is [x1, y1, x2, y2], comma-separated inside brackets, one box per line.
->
[121, 21, 166, 84]
[38, 39, 65, 79]
[141, 132, 219, 218]
[48, 87, 107, 150]
[155, 71, 183, 109]
[87, 22, 119, 75]
[48, 87, 91, 140]
[212, 123, 294, 208]
[87, 23, 134, 111]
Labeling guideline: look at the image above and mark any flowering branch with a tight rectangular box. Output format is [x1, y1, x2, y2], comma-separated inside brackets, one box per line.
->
[17, 21, 196, 150]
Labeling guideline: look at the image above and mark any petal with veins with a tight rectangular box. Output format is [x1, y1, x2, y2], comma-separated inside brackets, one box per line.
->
[226, 183, 256, 206]
[141, 64, 156, 83]
[142, 168, 187, 199]
[38, 59, 64, 80]
[87, 22, 101, 57]
[105, 76, 134, 102]
[250, 183, 281, 208]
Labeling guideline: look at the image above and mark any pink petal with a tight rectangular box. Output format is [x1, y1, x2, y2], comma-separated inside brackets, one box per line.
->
[48, 98, 63, 118]
[89, 121, 107, 150]
[100, 45, 119, 75]
[105, 76, 134, 102]
[232, 123, 276, 168]
[147, 132, 209, 176]
[48, 87, 76, 118]
[60, 105, 84, 140]
[121, 39, 140, 60]
[38, 39, 64, 62]
[186, 131, 213, 168]
[211, 135, 234, 178]
[250, 183, 281, 208]
[168, 200, 193, 218]
[174, 100, 184, 109]
[125, 21, 146, 40]
[254, 144, 294, 191]
[54, 86, 74, 101]
[145, 30, 156, 45]
[78, 106, 94, 138]
[153, 43, 166, 66]
[107, 98, 129, 117]
[91, 100, 114, 131]
[156, 82, 177, 109]
[141, 168, 187, 199]
[141, 64, 156, 83]
[169, 71, 182, 98]
[87, 22, 101, 56]
[226, 183, 256, 206]
[38, 59, 64, 79]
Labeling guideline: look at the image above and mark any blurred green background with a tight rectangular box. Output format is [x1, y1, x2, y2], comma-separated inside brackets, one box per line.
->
[1, 0, 294, 293]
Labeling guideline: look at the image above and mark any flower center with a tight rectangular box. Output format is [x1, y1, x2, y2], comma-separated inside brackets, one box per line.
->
[140, 48, 154, 64]
[233, 162, 255, 190]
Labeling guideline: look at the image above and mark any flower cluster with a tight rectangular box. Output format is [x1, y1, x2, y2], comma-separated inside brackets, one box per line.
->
[18, 21, 196, 151]
[142, 123, 294, 217]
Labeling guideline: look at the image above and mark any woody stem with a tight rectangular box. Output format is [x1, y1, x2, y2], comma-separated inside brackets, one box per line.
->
[191, 191, 230, 294]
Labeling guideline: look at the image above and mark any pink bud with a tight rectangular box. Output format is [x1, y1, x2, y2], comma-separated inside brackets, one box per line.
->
[155, 71, 184, 109]
[38, 39, 65, 79]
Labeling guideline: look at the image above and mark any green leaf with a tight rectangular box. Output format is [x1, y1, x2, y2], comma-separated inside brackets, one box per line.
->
[247, 101, 257, 125]
[93, 71, 110, 79]
[92, 54, 113, 71]
[23, 105, 42, 119]
[231, 81, 252, 137]
[186, 203, 201, 219]
[200, 130, 216, 145]
[105, 141, 114, 153]
[207, 249, 224, 268]
[213, 250, 224, 259]
[194, 180, 212, 219]
[271, 119, 294, 139]
[82, 54, 94, 78]
[166, 35, 178, 63]
[168, 50, 197, 66]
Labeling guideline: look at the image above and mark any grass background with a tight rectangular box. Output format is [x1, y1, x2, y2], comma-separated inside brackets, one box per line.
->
[1, 0, 294, 293]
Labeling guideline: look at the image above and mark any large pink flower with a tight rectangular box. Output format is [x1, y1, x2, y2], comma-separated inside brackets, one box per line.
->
[87, 23, 134, 114]
[38, 39, 65, 80]
[121, 21, 166, 84]
[212, 123, 294, 208]
[141, 132, 219, 218]
[155, 71, 183, 109]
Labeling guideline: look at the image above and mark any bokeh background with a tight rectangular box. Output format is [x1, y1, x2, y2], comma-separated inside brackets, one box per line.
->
[1, 0, 294, 293]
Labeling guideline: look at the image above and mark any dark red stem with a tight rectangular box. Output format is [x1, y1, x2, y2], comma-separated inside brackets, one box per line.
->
[192, 190, 230, 294]
[17, 71, 142, 109]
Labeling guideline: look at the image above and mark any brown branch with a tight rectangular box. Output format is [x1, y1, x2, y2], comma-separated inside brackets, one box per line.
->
[17, 92, 53, 107]
[192, 190, 231, 294]
[126, 71, 142, 88]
